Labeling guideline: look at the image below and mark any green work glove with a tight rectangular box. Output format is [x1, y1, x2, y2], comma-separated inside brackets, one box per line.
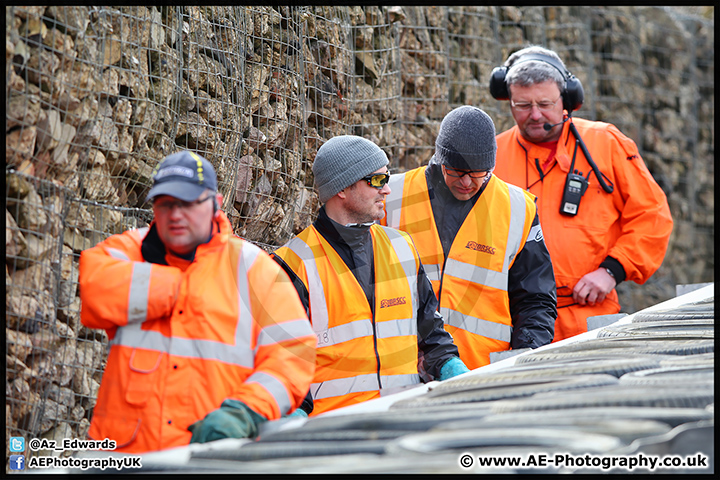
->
[439, 356, 470, 381]
[286, 408, 309, 419]
[188, 399, 267, 444]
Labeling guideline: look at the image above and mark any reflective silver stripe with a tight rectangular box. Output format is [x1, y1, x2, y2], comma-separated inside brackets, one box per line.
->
[444, 258, 508, 292]
[107, 241, 150, 324]
[312, 372, 421, 400]
[384, 173, 406, 229]
[244, 371, 292, 415]
[505, 184, 528, 270]
[423, 262, 442, 283]
[109, 242, 297, 373]
[127, 262, 152, 324]
[236, 242, 260, 353]
[382, 226, 419, 316]
[284, 236, 330, 335]
[312, 373, 378, 399]
[440, 306, 513, 343]
[110, 325, 257, 367]
[381, 373, 421, 389]
[107, 248, 130, 261]
[376, 318, 416, 338]
[256, 319, 315, 348]
[318, 319, 374, 348]
[526, 223, 543, 243]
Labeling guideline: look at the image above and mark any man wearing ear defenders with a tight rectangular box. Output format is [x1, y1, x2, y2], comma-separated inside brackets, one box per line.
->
[79, 150, 316, 452]
[491, 45, 673, 341]
[382, 106, 557, 369]
[273, 135, 469, 416]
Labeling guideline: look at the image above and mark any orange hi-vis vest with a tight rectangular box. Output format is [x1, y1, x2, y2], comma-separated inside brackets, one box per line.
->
[274, 224, 422, 416]
[79, 212, 316, 453]
[383, 169, 537, 368]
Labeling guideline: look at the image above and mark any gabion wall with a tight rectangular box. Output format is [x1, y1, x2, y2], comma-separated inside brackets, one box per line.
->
[5, 5, 713, 467]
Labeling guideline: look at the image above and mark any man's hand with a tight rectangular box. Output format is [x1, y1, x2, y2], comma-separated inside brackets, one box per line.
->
[572, 268, 616, 306]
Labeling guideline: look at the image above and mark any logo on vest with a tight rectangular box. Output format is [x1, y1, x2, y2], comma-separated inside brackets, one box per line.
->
[380, 297, 406, 308]
[466, 241, 496, 255]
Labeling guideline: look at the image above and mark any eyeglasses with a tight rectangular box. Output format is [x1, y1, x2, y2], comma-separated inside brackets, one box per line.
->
[362, 172, 390, 188]
[442, 166, 491, 179]
[153, 195, 213, 213]
[510, 95, 562, 112]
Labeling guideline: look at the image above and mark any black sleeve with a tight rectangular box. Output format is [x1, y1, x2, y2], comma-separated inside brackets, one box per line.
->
[298, 390, 314, 415]
[508, 211, 557, 349]
[270, 252, 310, 317]
[416, 263, 459, 381]
[271, 252, 314, 415]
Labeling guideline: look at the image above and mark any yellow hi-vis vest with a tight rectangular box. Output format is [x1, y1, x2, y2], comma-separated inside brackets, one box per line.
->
[384, 168, 538, 368]
[275, 224, 422, 416]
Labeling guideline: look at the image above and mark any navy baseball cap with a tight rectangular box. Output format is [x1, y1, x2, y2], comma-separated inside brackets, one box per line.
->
[146, 151, 218, 203]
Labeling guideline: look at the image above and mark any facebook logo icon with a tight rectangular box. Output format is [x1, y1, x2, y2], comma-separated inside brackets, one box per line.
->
[9, 455, 25, 470]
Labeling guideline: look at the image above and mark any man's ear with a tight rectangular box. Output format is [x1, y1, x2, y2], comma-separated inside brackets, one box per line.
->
[213, 193, 223, 217]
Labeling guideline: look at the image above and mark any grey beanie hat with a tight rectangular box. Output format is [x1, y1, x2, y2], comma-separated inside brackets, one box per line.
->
[435, 106, 497, 171]
[313, 135, 389, 203]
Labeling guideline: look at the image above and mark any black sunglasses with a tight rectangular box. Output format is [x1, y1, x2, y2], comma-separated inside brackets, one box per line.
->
[362, 172, 390, 188]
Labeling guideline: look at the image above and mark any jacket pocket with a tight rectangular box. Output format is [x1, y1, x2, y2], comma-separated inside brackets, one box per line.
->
[125, 348, 164, 407]
[88, 411, 141, 450]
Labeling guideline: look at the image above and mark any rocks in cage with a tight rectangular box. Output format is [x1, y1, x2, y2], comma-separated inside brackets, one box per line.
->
[57, 296, 82, 334]
[130, 100, 162, 146]
[38, 422, 73, 457]
[83, 165, 121, 204]
[5, 209, 29, 259]
[234, 154, 256, 208]
[6, 329, 34, 364]
[57, 246, 78, 308]
[21, 234, 58, 269]
[23, 396, 68, 435]
[7, 92, 42, 131]
[175, 112, 218, 151]
[74, 116, 120, 156]
[7, 377, 40, 426]
[196, 90, 225, 124]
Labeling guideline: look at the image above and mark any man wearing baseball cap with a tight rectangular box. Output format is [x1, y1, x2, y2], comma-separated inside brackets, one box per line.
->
[382, 106, 557, 368]
[273, 135, 468, 416]
[78, 150, 316, 453]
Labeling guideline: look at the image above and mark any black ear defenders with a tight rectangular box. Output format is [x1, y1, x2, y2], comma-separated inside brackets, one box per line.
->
[489, 53, 584, 112]
[212, 197, 219, 213]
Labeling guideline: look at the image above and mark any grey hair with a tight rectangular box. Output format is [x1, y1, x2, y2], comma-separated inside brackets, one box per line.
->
[504, 45, 566, 94]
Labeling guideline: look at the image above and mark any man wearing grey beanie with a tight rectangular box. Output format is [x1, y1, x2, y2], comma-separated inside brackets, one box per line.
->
[272, 135, 469, 416]
[382, 106, 557, 369]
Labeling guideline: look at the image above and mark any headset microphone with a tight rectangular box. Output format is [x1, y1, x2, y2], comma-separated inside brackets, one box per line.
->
[543, 118, 569, 131]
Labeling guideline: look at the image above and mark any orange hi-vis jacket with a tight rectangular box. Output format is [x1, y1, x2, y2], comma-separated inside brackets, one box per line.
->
[274, 224, 422, 416]
[383, 169, 537, 368]
[79, 212, 316, 453]
[495, 117, 673, 341]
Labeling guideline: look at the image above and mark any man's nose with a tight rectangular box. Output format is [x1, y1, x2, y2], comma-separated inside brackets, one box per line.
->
[529, 105, 545, 119]
[459, 174, 473, 186]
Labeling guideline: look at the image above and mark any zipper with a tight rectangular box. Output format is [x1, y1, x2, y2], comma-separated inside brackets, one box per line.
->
[371, 310, 382, 389]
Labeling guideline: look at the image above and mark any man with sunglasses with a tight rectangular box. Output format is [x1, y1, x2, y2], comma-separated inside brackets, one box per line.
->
[78, 150, 316, 452]
[493, 45, 673, 341]
[273, 135, 469, 416]
[382, 106, 557, 369]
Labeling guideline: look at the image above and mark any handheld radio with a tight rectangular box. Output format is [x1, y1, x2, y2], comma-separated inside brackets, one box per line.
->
[560, 169, 588, 215]
[558, 121, 614, 216]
